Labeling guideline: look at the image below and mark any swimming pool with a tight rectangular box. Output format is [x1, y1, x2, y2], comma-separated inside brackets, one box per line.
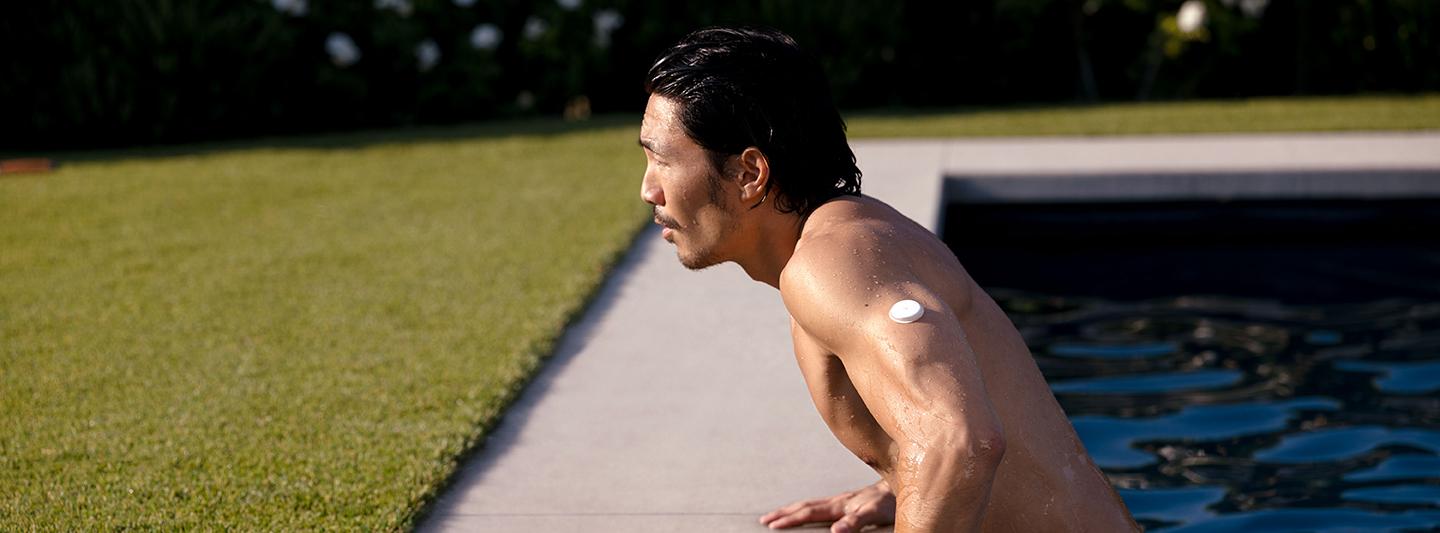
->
[945, 198, 1440, 531]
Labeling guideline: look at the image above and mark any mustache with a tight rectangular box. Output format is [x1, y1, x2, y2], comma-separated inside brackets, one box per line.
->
[653, 207, 680, 229]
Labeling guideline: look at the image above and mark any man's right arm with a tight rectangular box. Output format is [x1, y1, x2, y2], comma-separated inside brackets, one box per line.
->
[781, 249, 1007, 533]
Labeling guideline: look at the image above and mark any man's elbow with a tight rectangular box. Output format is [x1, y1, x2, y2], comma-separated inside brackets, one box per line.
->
[958, 425, 1007, 474]
[917, 424, 1007, 481]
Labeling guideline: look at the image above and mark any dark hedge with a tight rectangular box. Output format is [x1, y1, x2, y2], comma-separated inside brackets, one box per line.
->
[3, 0, 1435, 149]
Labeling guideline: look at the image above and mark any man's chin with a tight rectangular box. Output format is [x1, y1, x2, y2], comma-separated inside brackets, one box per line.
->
[676, 249, 723, 271]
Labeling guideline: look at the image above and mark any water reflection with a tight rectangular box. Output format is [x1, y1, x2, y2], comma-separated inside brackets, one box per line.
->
[1255, 426, 1440, 463]
[1051, 369, 1243, 394]
[997, 289, 1440, 531]
[1335, 360, 1440, 395]
[1119, 487, 1227, 527]
[1073, 398, 1338, 469]
[1158, 508, 1440, 533]
[1343, 485, 1440, 506]
[1345, 455, 1440, 482]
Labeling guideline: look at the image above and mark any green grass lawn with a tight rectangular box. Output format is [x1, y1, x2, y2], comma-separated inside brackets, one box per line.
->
[846, 94, 1440, 137]
[1, 124, 649, 530]
[2, 94, 1437, 531]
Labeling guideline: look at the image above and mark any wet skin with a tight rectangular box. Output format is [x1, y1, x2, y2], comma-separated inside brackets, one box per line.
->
[778, 198, 1139, 532]
[639, 95, 1138, 532]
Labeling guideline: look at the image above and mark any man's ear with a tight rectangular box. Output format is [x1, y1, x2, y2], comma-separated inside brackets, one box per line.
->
[736, 147, 770, 208]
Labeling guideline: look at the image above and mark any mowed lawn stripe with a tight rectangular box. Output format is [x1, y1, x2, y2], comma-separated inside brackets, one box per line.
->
[1, 127, 648, 530]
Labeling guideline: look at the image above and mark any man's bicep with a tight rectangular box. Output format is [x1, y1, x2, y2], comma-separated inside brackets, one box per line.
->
[836, 301, 1003, 450]
[785, 272, 1001, 449]
[781, 249, 1002, 441]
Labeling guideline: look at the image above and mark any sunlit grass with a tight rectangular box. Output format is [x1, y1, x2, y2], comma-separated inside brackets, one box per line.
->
[1, 94, 1435, 531]
[1, 126, 648, 530]
[847, 94, 1440, 137]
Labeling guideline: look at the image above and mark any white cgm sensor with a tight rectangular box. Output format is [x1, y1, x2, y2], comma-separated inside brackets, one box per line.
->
[889, 299, 924, 324]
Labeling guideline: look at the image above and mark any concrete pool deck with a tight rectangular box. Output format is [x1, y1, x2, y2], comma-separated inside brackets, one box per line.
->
[419, 132, 1440, 533]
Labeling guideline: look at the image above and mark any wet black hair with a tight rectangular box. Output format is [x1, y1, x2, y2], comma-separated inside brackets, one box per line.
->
[645, 26, 862, 217]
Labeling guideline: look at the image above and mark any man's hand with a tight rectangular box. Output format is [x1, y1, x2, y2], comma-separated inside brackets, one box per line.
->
[759, 480, 896, 532]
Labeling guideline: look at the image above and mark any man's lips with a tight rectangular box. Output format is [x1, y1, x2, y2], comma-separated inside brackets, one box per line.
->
[654, 216, 677, 240]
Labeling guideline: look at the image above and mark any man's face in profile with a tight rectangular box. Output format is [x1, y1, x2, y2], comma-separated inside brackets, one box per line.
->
[638, 95, 741, 270]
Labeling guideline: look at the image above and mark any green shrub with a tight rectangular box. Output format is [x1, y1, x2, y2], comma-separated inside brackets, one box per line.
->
[3, 0, 1436, 149]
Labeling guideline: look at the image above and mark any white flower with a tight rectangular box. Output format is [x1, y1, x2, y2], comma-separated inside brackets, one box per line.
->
[271, 0, 307, 17]
[523, 17, 548, 40]
[416, 39, 441, 72]
[557, 0, 581, 10]
[374, 0, 413, 17]
[1180, 0, 1203, 33]
[1240, 0, 1268, 18]
[325, 32, 361, 67]
[592, 9, 623, 48]
[470, 24, 502, 50]
[1220, 0, 1267, 17]
[1177, 0, 1206, 34]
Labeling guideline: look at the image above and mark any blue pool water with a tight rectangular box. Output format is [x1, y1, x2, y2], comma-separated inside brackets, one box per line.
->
[946, 198, 1440, 531]
[995, 291, 1440, 531]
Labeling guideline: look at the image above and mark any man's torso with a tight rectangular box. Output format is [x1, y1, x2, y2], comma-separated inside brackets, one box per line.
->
[785, 196, 1137, 531]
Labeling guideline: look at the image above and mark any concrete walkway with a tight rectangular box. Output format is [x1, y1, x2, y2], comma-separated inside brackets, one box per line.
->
[419, 132, 1440, 532]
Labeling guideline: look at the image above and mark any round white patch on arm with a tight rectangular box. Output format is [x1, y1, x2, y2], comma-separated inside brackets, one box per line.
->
[889, 299, 925, 324]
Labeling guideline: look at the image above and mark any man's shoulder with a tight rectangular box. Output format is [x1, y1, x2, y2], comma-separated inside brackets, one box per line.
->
[780, 198, 976, 340]
[780, 222, 880, 298]
[782, 197, 915, 286]
[778, 220, 899, 339]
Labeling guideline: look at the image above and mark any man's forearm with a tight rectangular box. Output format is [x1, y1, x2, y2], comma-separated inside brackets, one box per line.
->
[891, 439, 1005, 533]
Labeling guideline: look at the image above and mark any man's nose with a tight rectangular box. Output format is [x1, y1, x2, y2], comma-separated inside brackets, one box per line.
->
[640, 170, 664, 206]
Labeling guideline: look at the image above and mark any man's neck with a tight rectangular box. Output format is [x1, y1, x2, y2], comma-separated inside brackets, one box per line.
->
[732, 209, 805, 289]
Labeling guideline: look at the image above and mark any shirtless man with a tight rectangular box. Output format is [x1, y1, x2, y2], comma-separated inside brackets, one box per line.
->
[639, 27, 1138, 533]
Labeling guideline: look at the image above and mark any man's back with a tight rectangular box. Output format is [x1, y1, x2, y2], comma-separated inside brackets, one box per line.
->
[780, 195, 1138, 531]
